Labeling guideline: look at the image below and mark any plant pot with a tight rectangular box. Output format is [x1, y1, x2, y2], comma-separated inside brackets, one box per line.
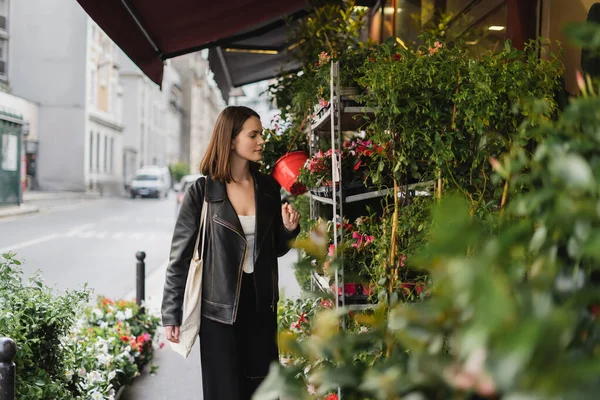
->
[332, 282, 361, 296]
[272, 151, 309, 194]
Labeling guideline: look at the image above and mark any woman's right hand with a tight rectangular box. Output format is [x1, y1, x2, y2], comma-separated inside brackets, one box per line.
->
[165, 325, 180, 343]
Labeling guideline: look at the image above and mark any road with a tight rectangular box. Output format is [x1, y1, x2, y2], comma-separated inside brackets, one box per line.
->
[0, 193, 179, 300]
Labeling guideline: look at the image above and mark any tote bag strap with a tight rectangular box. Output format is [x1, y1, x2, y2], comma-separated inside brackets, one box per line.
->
[192, 184, 208, 263]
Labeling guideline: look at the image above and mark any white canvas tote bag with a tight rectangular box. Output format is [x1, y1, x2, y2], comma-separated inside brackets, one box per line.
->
[169, 198, 208, 358]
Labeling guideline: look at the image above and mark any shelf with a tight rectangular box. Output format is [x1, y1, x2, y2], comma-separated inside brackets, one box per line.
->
[310, 180, 436, 204]
[310, 103, 376, 134]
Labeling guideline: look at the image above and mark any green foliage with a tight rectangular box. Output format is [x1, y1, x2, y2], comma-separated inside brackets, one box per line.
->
[0, 253, 90, 399]
[358, 37, 562, 213]
[270, 1, 367, 121]
[169, 162, 191, 183]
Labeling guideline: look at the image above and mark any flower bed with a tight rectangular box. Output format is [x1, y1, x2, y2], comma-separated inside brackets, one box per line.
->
[63, 297, 161, 399]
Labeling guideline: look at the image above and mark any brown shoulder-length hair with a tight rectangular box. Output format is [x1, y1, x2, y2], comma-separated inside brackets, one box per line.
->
[199, 106, 261, 182]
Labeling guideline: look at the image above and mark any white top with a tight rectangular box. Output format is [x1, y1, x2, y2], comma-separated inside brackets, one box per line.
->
[238, 215, 256, 274]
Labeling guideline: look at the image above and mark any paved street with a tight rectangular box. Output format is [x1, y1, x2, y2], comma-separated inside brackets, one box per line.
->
[0, 192, 179, 301]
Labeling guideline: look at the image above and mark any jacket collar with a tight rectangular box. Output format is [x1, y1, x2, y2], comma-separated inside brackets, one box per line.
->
[204, 175, 226, 203]
[204, 169, 279, 264]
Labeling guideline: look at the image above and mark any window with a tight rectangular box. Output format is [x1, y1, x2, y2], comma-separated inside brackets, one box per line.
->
[110, 137, 114, 173]
[0, 0, 7, 31]
[0, 38, 7, 78]
[104, 135, 108, 172]
[89, 131, 94, 171]
[89, 68, 97, 106]
[99, 64, 108, 87]
[96, 132, 100, 172]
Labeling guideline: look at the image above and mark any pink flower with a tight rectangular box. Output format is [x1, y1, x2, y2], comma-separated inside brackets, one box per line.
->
[398, 254, 406, 268]
[159, 342, 165, 349]
[319, 99, 329, 107]
[328, 244, 336, 257]
[318, 51, 331, 67]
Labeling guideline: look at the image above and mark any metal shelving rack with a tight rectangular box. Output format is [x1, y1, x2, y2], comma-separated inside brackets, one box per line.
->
[308, 61, 435, 313]
[308, 61, 380, 312]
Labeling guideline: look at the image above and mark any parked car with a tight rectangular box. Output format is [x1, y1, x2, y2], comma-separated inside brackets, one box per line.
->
[130, 166, 171, 199]
[175, 174, 203, 210]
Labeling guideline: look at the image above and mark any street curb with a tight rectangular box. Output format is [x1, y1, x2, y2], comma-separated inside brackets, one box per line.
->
[0, 204, 39, 219]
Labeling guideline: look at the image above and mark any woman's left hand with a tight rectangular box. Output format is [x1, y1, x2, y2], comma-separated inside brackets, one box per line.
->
[282, 203, 300, 231]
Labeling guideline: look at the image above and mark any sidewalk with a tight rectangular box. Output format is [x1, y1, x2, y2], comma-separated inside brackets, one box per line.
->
[120, 249, 302, 400]
[0, 190, 103, 219]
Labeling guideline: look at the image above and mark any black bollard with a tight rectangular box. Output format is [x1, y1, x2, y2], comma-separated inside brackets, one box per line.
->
[0, 337, 17, 400]
[136, 251, 146, 313]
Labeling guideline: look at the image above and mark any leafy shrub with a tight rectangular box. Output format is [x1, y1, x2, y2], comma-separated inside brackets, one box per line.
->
[0, 252, 90, 399]
[169, 162, 191, 184]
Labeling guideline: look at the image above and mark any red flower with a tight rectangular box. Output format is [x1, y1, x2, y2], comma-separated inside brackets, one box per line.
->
[325, 394, 339, 400]
[591, 304, 600, 318]
[392, 53, 402, 61]
[290, 312, 308, 329]
[369, 57, 376, 62]
[137, 332, 150, 344]
[120, 335, 130, 343]
[319, 99, 329, 107]
[102, 298, 114, 306]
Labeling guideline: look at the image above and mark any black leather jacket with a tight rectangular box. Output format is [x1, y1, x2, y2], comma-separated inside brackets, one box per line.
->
[161, 169, 300, 326]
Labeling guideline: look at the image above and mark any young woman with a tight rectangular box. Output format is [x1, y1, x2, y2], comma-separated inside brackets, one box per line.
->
[161, 106, 301, 399]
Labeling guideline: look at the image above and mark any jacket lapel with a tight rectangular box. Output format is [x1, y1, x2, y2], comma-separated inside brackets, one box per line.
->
[205, 176, 244, 237]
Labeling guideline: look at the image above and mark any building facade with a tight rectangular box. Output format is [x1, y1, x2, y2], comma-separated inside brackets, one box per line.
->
[120, 55, 184, 186]
[9, 0, 124, 194]
[172, 52, 224, 174]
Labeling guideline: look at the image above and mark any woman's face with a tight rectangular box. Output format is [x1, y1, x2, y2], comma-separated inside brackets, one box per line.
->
[231, 116, 265, 162]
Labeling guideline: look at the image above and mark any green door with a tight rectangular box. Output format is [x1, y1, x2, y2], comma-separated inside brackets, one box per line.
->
[0, 116, 23, 206]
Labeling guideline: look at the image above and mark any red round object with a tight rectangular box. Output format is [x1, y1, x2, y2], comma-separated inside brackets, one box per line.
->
[272, 151, 309, 194]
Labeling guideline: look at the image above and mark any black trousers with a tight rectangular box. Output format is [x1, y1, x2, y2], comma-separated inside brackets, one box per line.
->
[200, 272, 278, 400]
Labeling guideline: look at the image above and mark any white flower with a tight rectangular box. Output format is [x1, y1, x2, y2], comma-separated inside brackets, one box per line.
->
[107, 387, 116, 400]
[115, 311, 127, 321]
[124, 308, 133, 319]
[65, 370, 73, 381]
[97, 353, 113, 365]
[105, 312, 113, 318]
[78, 367, 87, 377]
[126, 353, 135, 363]
[359, 326, 369, 334]
[92, 308, 104, 318]
[108, 370, 116, 381]
[90, 390, 103, 400]
[87, 370, 102, 383]
[99, 321, 109, 329]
